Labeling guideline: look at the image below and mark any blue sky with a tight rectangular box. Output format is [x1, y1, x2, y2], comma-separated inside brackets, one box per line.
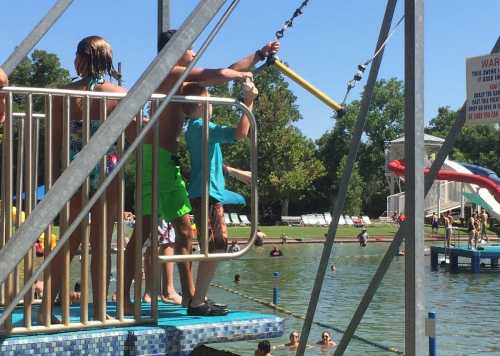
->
[1, 0, 499, 140]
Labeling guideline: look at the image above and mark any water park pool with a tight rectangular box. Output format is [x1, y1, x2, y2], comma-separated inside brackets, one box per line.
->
[206, 242, 500, 355]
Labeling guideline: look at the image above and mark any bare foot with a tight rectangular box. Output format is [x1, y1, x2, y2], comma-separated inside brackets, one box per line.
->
[142, 293, 152, 304]
[105, 313, 115, 321]
[160, 291, 182, 305]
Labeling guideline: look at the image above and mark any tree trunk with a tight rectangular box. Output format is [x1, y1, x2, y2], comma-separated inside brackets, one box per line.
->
[281, 199, 289, 217]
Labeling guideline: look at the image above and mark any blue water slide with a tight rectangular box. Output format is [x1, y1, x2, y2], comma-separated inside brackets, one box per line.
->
[460, 163, 500, 185]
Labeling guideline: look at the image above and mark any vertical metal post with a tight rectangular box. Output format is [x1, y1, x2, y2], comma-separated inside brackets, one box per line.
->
[117, 63, 123, 87]
[460, 183, 465, 219]
[116, 128, 125, 321]
[42, 95, 53, 327]
[158, 0, 170, 48]
[436, 182, 441, 216]
[61, 95, 71, 326]
[3, 93, 14, 330]
[23, 94, 34, 328]
[98, 98, 108, 322]
[426, 312, 436, 356]
[151, 101, 160, 320]
[272, 272, 280, 305]
[80, 96, 91, 324]
[201, 101, 210, 256]
[298, 1, 398, 354]
[404, 0, 425, 354]
[14, 116, 25, 299]
[134, 113, 144, 321]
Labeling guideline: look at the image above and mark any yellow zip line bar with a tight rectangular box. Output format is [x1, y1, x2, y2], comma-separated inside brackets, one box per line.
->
[271, 58, 345, 115]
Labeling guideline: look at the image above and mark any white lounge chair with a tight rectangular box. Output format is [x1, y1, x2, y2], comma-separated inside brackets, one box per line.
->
[281, 216, 303, 226]
[315, 214, 327, 226]
[344, 215, 354, 225]
[230, 213, 242, 225]
[224, 213, 232, 226]
[362, 216, 372, 225]
[239, 214, 251, 225]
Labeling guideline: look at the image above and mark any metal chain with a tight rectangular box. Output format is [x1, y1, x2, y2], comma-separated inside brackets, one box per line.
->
[275, 0, 311, 40]
[341, 14, 405, 105]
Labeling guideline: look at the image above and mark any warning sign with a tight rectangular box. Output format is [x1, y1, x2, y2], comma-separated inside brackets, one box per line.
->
[466, 53, 500, 125]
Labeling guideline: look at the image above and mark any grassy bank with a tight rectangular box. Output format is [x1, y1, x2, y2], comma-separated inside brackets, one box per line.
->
[227, 224, 498, 240]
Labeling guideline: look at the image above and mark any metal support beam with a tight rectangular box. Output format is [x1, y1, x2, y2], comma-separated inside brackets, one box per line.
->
[296, 0, 398, 354]
[335, 37, 500, 355]
[2, 0, 73, 75]
[0, 0, 228, 290]
[404, 0, 425, 353]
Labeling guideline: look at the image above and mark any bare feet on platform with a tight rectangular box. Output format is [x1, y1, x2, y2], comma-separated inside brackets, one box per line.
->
[160, 291, 182, 305]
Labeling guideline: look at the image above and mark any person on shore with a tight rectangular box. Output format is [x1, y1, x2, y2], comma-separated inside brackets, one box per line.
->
[281, 233, 288, 244]
[255, 340, 272, 356]
[444, 211, 453, 248]
[357, 228, 368, 247]
[285, 330, 300, 350]
[480, 209, 489, 243]
[41, 35, 125, 324]
[317, 330, 336, 347]
[0, 67, 8, 123]
[431, 212, 439, 235]
[183, 79, 257, 316]
[122, 30, 279, 315]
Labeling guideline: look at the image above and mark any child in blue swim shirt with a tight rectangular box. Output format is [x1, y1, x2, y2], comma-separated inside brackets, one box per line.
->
[182, 79, 257, 315]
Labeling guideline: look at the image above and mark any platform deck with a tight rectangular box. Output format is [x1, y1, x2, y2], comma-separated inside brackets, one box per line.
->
[0, 302, 283, 355]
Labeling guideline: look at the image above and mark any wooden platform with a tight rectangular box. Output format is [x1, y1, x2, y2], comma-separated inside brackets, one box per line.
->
[0, 302, 283, 355]
[430, 245, 500, 273]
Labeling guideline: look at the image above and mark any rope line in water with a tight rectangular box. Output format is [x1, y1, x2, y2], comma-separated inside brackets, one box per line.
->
[210, 282, 403, 354]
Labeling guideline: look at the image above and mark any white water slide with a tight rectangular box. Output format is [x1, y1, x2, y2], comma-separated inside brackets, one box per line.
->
[445, 160, 500, 220]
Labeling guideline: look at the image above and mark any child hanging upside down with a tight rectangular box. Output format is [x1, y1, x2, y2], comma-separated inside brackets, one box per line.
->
[183, 78, 258, 315]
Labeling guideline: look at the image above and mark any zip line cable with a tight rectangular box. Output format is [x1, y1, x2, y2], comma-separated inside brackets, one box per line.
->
[341, 15, 405, 106]
[274, 0, 311, 40]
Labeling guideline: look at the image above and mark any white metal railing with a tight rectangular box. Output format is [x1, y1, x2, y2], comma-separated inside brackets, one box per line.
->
[387, 180, 465, 217]
[0, 86, 257, 334]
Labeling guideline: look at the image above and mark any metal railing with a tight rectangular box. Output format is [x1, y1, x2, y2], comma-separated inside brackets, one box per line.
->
[0, 86, 257, 334]
[387, 180, 466, 217]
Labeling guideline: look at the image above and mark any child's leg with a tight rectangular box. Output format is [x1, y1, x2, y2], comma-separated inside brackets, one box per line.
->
[191, 201, 227, 308]
[172, 214, 195, 303]
[160, 244, 182, 304]
[123, 215, 152, 314]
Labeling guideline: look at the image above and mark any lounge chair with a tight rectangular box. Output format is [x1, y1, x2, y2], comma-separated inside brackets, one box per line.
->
[230, 213, 242, 226]
[344, 215, 354, 225]
[362, 216, 372, 225]
[239, 214, 251, 225]
[281, 216, 303, 226]
[224, 213, 232, 226]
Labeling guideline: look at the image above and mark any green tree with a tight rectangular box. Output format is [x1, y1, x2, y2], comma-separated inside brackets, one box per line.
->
[10, 50, 71, 88]
[316, 78, 405, 217]
[335, 156, 364, 215]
